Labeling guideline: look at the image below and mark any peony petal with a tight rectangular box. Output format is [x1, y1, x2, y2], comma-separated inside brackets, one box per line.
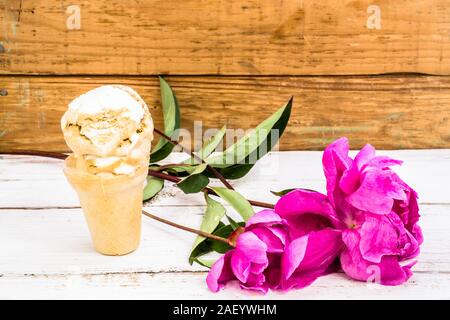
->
[364, 155, 403, 169]
[265, 254, 282, 289]
[251, 227, 285, 253]
[246, 209, 283, 228]
[231, 232, 268, 282]
[275, 189, 342, 231]
[206, 251, 235, 292]
[230, 250, 251, 283]
[401, 229, 420, 260]
[347, 169, 406, 215]
[269, 226, 288, 246]
[282, 236, 308, 279]
[402, 188, 423, 245]
[359, 214, 400, 263]
[378, 256, 414, 285]
[405, 187, 421, 232]
[296, 229, 343, 271]
[282, 229, 343, 280]
[240, 273, 268, 293]
[280, 267, 329, 291]
[388, 212, 421, 259]
[412, 224, 424, 246]
[290, 213, 335, 239]
[322, 137, 352, 208]
[265, 268, 282, 290]
[339, 165, 361, 195]
[341, 229, 413, 286]
[250, 262, 268, 274]
[235, 231, 268, 264]
[338, 144, 376, 194]
[354, 144, 376, 169]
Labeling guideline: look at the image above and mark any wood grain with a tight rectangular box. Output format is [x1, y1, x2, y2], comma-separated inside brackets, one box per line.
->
[0, 153, 449, 299]
[1, 0, 449, 75]
[0, 204, 447, 275]
[0, 75, 449, 151]
[2, 272, 450, 299]
[2, 149, 448, 297]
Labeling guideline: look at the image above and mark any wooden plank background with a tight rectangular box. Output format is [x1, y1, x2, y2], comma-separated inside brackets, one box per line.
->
[1, 0, 449, 75]
[1, 75, 449, 152]
[0, 0, 449, 151]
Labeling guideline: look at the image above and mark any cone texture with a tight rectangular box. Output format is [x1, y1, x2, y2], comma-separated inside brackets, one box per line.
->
[64, 155, 147, 255]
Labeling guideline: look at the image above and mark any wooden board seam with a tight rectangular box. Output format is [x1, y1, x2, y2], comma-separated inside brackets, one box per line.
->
[1, 270, 445, 279]
[0, 201, 448, 210]
[0, 72, 447, 77]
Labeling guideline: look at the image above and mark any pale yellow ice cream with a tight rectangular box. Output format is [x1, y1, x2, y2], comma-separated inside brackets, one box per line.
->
[61, 85, 153, 176]
[61, 85, 153, 255]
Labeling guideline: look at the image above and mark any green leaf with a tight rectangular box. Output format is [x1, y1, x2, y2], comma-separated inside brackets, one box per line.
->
[183, 125, 227, 165]
[193, 257, 215, 268]
[207, 97, 293, 179]
[199, 125, 227, 159]
[189, 194, 227, 264]
[143, 177, 164, 201]
[165, 164, 199, 175]
[176, 164, 209, 194]
[209, 164, 254, 180]
[226, 215, 240, 230]
[270, 188, 295, 197]
[177, 174, 209, 194]
[189, 236, 216, 266]
[210, 223, 244, 253]
[271, 188, 318, 197]
[211, 187, 254, 221]
[189, 221, 245, 267]
[150, 77, 181, 162]
[206, 97, 293, 169]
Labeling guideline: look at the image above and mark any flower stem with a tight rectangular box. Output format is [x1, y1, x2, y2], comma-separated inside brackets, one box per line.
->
[148, 169, 275, 209]
[0, 150, 68, 160]
[153, 128, 235, 190]
[142, 210, 230, 245]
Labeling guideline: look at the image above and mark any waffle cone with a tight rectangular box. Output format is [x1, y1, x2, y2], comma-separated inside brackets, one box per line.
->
[63, 155, 147, 256]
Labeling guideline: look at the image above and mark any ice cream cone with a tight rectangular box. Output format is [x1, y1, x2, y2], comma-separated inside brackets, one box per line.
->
[64, 155, 148, 256]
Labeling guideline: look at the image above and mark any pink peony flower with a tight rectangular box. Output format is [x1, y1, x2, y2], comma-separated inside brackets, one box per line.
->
[207, 193, 345, 293]
[274, 190, 343, 290]
[206, 137, 423, 293]
[323, 137, 423, 285]
[206, 209, 289, 293]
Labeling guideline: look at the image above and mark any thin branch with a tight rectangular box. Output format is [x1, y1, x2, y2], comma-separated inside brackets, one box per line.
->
[148, 169, 180, 183]
[142, 210, 230, 245]
[153, 128, 235, 190]
[0, 150, 68, 160]
[148, 169, 275, 209]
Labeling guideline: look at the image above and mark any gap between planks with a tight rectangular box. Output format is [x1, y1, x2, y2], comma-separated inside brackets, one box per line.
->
[1, 269, 448, 280]
[0, 73, 442, 78]
[0, 201, 448, 210]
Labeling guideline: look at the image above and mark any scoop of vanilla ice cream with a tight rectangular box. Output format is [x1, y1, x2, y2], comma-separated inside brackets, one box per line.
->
[61, 85, 153, 176]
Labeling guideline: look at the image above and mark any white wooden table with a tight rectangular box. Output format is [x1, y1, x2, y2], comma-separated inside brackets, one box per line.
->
[0, 151, 449, 299]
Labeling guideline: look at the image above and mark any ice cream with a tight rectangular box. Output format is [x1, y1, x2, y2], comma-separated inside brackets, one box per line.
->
[61, 85, 153, 176]
[61, 85, 153, 255]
